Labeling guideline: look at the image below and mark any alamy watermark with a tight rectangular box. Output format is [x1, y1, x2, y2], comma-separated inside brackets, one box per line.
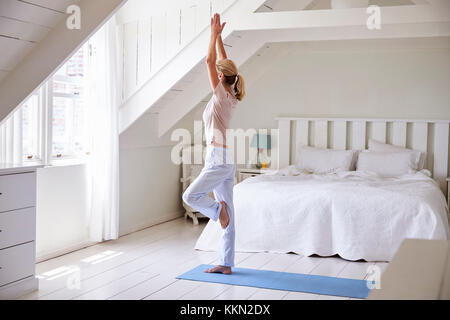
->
[170, 121, 277, 167]
[367, 5, 381, 30]
[66, 5, 81, 30]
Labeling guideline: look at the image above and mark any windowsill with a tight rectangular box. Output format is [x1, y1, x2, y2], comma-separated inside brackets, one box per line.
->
[23, 158, 87, 168]
[22, 160, 44, 166]
[50, 158, 87, 167]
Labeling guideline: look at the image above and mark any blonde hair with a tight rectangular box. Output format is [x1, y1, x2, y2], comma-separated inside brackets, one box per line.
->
[216, 59, 245, 101]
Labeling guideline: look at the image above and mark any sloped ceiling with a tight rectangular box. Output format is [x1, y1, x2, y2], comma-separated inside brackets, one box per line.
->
[0, 0, 128, 124]
[0, 0, 80, 83]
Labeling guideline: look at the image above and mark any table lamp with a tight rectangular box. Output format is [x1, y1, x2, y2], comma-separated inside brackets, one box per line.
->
[251, 133, 271, 169]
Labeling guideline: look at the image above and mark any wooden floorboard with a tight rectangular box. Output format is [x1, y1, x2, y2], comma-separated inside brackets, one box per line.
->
[21, 218, 390, 300]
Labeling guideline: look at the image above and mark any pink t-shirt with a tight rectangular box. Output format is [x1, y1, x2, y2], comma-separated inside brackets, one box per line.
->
[203, 81, 238, 145]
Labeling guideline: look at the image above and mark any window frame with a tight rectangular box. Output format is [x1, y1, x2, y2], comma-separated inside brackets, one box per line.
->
[50, 45, 89, 163]
[19, 44, 91, 166]
[21, 88, 45, 164]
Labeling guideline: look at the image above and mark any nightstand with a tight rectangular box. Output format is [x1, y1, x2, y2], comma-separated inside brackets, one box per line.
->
[237, 168, 275, 183]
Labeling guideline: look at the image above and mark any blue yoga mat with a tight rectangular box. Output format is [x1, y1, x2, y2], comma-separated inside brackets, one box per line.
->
[177, 264, 371, 299]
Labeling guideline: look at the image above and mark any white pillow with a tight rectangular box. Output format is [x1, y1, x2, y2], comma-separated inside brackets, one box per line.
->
[356, 151, 417, 176]
[296, 146, 355, 174]
[368, 139, 425, 170]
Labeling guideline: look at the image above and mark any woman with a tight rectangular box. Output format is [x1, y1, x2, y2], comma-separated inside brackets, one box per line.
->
[182, 13, 245, 275]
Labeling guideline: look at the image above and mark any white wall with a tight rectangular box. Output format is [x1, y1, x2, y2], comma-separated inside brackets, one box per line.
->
[36, 165, 91, 261]
[119, 146, 183, 235]
[118, 108, 205, 236]
[118, 112, 192, 236]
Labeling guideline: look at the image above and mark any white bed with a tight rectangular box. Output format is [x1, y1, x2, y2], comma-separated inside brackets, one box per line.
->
[194, 117, 450, 262]
[195, 168, 450, 261]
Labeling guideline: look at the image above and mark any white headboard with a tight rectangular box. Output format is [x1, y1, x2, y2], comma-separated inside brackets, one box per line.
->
[276, 117, 450, 194]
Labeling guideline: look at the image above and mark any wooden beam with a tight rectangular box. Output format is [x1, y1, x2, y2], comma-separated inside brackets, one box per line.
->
[0, 0, 128, 125]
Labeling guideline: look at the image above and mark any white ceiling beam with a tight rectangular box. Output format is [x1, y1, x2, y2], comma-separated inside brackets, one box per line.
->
[0, 0, 128, 125]
[237, 4, 450, 31]
[242, 22, 450, 45]
[257, 0, 316, 12]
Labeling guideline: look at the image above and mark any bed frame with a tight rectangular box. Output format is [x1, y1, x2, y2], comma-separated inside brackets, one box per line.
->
[275, 117, 450, 195]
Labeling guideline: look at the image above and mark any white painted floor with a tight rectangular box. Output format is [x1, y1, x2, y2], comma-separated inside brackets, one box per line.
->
[20, 217, 389, 300]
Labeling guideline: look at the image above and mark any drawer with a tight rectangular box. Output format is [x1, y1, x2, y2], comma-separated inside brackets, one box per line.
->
[0, 242, 35, 287]
[0, 207, 35, 249]
[0, 173, 36, 213]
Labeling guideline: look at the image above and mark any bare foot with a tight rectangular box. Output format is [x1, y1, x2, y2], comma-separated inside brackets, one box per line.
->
[219, 201, 229, 229]
[204, 265, 232, 274]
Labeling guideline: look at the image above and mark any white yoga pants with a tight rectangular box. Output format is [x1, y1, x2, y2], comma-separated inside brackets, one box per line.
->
[182, 146, 236, 267]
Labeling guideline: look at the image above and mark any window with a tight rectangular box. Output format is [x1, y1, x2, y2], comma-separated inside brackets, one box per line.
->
[0, 43, 93, 165]
[51, 46, 91, 160]
[9, 44, 93, 165]
[22, 92, 42, 161]
[0, 25, 109, 166]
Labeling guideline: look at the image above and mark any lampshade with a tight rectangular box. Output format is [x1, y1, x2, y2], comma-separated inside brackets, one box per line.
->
[251, 133, 271, 150]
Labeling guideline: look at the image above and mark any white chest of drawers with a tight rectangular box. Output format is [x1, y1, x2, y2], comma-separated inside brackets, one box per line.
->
[0, 164, 41, 299]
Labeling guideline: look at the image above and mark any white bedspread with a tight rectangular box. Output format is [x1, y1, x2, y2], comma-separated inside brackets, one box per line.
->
[195, 167, 450, 261]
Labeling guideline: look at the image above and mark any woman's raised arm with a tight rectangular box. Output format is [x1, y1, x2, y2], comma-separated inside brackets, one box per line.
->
[206, 14, 226, 91]
[217, 35, 227, 60]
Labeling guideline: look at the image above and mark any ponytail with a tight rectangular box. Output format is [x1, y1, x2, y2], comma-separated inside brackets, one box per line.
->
[216, 59, 246, 101]
[234, 74, 245, 101]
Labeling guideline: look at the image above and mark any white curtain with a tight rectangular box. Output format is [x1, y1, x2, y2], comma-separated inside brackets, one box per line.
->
[85, 17, 120, 242]
[0, 109, 23, 164]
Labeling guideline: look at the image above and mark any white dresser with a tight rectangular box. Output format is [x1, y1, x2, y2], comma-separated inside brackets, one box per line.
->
[0, 164, 41, 299]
